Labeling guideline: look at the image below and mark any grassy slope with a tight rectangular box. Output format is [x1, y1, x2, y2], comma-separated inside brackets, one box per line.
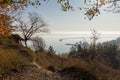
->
[35, 51, 62, 69]
[0, 36, 34, 74]
[36, 52, 120, 80]
[56, 57, 120, 80]
[0, 35, 120, 80]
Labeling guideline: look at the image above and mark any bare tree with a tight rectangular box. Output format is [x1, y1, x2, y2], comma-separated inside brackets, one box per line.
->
[32, 36, 46, 52]
[90, 29, 100, 61]
[90, 29, 100, 47]
[16, 12, 47, 47]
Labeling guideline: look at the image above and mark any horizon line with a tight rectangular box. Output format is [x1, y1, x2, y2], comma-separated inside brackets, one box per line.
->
[51, 31, 120, 35]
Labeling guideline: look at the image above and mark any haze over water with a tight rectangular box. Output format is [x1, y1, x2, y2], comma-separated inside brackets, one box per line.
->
[34, 33, 120, 54]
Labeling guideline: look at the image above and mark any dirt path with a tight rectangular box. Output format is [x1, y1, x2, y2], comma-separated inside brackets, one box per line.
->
[32, 54, 54, 74]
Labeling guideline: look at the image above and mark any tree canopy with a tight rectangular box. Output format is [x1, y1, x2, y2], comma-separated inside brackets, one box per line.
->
[0, 0, 120, 19]
[58, 0, 120, 20]
[0, 14, 13, 37]
[0, 0, 39, 37]
[0, 0, 120, 37]
[15, 12, 47, 47]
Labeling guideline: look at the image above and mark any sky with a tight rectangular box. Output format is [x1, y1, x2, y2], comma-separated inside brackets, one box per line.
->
[24, 0, 120, 35]
[19, 0, 120, 53]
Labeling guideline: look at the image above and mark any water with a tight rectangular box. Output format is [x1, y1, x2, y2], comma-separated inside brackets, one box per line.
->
[32, 33, 120, 54]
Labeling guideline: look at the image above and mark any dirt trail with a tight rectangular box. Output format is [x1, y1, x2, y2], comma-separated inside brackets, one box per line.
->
[32, 54, 54, 74]
[32, 60, 53, 75]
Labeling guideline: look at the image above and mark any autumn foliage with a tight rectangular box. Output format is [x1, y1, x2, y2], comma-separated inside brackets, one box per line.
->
[0, 14, 13, 37]
[0, 0, 25, 37]
[0, 0, 41, 37]
[0, 0, 28, 8]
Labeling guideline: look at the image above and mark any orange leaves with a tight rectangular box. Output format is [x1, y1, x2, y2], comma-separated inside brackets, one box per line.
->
[0, 14, 13, 37]
[0, 0, 42, 12]
[0, 0, 28, 37]
[0, 0, 12, 37]
[0, 0, 42, 37]
[23, 0, 28, 3]
[0, 14, 11, 21]
[0, 0, 3, 2]
[0, 26, 12, 37]
[4, 8, 10, 12]
[0, 0, 12, 8]
[0, 0, 28, 9]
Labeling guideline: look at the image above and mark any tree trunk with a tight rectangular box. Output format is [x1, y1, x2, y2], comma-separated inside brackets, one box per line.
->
[24, 40, 28, 47]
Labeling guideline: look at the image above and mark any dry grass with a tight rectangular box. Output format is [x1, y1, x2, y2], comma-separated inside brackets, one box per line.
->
[0, 36, 35, 74]
[0, 35, 120, 80]
[62, 58, 89, 69]
[58, 57, 120, 80]
[0, 48, 24, 74]
[35, 51, 62, 69]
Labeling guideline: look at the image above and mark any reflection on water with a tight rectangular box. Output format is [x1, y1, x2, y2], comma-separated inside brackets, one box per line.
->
[33, 33, 120, 54]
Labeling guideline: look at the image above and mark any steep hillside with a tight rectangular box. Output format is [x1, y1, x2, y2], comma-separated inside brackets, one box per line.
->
[0, 35, 34, 75]
[0, 35, 64, 80]
[1, 34, 120, 80]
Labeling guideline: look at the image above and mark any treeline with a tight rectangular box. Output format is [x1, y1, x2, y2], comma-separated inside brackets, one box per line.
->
[68, 41, 120, 69]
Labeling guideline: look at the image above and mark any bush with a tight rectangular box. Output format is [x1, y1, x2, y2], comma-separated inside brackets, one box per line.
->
[47, 65, 56, 72]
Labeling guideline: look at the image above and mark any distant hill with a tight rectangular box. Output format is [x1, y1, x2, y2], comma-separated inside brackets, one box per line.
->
[102, 37, 120, 44]
[101, 37, 120, 49]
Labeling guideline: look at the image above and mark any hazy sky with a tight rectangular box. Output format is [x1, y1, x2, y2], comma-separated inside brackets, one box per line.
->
[25, 0, 120, 34]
